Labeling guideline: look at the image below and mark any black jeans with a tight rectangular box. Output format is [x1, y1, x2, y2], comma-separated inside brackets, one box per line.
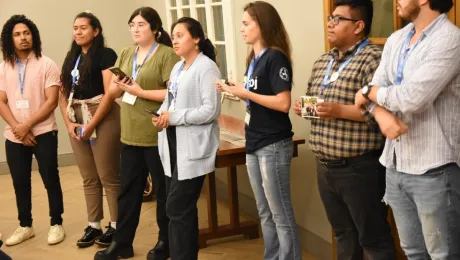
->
[165, 127, 206, 260]
[5, 131, 63, 227]
[114, 144, 169, 245]
[316, 150, 396, 260]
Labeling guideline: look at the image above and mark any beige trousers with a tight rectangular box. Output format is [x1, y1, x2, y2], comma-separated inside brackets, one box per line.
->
[69, 102, 121, 222]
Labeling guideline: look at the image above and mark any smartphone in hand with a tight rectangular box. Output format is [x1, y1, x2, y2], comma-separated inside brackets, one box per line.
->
[109, 67, 128, 79]
[144, 109, 160, 117]
[224, 79, 235, 86]
[74, 126, 83, 137]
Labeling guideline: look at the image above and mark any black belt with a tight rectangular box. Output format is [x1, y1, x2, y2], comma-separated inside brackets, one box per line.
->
[318, 150, 383, 168]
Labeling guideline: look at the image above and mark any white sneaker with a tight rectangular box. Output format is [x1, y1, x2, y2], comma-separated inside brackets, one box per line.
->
[48, 225, 65, 245]
[5, 226, 35, 246]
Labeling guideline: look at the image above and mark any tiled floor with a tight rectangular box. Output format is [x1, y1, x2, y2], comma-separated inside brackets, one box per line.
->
[0, 166, 316, 260]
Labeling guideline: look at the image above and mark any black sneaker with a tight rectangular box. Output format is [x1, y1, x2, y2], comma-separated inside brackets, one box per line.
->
[77, 226, 103, 248]
[95, 224, 115, 247]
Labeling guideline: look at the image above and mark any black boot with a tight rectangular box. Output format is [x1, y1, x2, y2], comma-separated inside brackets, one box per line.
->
[95, 223, 116, 247]
[77, 226, 103, 248]
[94, 241, 134, 260]
[146, 240, 170, 260]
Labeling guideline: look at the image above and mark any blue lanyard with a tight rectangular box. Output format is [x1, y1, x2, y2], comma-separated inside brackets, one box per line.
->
[321, 39, 369, 91]
[245, 48, 267, 108]
[170, 56, 198, 109]
[170, 62, 186, 109]
[395, 28, 424, 85]
[132, 42, 158, 80]
[17, 59, 27, 95]
[72, 55, 81, 86]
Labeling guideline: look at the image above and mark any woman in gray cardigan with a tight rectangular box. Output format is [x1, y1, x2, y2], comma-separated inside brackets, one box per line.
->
[152, 17, 221, 260]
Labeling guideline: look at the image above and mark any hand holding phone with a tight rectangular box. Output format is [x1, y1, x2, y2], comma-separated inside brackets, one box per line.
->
[109, 67, 128, 79]
[224, 79, 235, 86]
[144, 109, 160, 117]
[74, 126, 83, 137]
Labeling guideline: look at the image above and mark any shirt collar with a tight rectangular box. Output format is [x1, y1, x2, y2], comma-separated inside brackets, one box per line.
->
[15, 51, 36, 64]
[405, 13, 447, 37]
[330, 37, 368, 61]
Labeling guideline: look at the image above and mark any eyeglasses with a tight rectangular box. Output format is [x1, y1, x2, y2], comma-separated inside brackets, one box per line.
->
[128, 23, 147, 31]
[327, 15, 359, 25]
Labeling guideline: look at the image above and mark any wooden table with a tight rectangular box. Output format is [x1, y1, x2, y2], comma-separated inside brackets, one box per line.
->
[199, 114, 306, 248]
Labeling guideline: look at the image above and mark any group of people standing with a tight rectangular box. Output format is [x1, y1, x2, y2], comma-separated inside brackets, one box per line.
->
[0, 5, 221, 260]
[0, 0, 460, 260]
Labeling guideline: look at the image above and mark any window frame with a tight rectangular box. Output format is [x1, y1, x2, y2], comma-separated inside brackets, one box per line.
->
[165, 0, 237, 80]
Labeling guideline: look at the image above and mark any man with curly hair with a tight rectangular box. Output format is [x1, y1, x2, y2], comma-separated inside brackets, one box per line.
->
[0, 14, 65, 246]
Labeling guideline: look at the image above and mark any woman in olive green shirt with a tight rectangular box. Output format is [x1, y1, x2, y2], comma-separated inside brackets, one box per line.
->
[94, 7, 179, 260]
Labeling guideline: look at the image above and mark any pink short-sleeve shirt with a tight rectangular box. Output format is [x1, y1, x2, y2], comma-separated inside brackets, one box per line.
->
[0, 53, 60, 143]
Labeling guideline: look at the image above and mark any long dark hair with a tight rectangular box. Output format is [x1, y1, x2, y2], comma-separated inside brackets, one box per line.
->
[129, 7, 172, 47]
[171, 17, 216, 62]
[61, 12, 105, 98]
[244, 1, 292, 67]
[0, 15, 42, 66]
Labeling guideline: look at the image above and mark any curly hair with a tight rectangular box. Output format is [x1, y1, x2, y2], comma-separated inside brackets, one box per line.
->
[1, 15, 42, 66]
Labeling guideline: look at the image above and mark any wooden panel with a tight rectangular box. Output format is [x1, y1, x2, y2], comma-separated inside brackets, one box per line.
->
[387, 208, 407, 260]
[323, 0, 334, 51]
[457, 0, 460, 27]
[448, 0, 456, 23]
[370, 37, 388, 46]
[394, 0, 403, 30]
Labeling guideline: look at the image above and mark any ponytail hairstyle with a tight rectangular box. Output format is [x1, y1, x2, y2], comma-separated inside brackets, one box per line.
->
[129, 7, 172, 47]
[171, 17, 216, 62]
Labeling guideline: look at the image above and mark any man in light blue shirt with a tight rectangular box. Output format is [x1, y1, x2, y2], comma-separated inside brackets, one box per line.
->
[354, 0, 460, 259]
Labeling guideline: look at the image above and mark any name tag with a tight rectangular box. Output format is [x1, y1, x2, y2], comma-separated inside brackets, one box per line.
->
[16, 100, 29, 109]
[169, 103, 176, 112]
[245, 111, 251, 125]
[122, 92, 137, 105]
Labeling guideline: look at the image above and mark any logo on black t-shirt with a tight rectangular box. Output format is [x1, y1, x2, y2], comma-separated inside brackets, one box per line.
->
[247, 77, 258, 90]
[279, 67, 289, 81]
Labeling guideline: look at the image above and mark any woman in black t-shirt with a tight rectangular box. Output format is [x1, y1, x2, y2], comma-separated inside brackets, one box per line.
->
[216, 2, 301, 259]
[58, 11, 121, 248]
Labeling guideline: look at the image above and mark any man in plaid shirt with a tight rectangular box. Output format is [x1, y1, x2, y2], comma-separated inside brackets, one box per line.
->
[294, 0, 398, 259]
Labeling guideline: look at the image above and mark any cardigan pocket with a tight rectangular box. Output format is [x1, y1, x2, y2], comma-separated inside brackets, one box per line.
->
[188, 126, 213, 160]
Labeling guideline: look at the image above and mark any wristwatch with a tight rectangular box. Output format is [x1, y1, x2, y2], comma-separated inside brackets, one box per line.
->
[362, 85, 373, 100]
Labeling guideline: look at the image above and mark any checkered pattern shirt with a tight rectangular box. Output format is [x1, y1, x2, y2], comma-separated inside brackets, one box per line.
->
[306, 38, 385, 160]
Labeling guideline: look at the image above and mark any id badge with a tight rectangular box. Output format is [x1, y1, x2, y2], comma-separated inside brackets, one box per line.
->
[244, 109, 251, 125]
[122, 92, 137, 105]
[90, 129, 97, 140]
[16, 99, 29, 109]
[169, 103, 176, 112]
